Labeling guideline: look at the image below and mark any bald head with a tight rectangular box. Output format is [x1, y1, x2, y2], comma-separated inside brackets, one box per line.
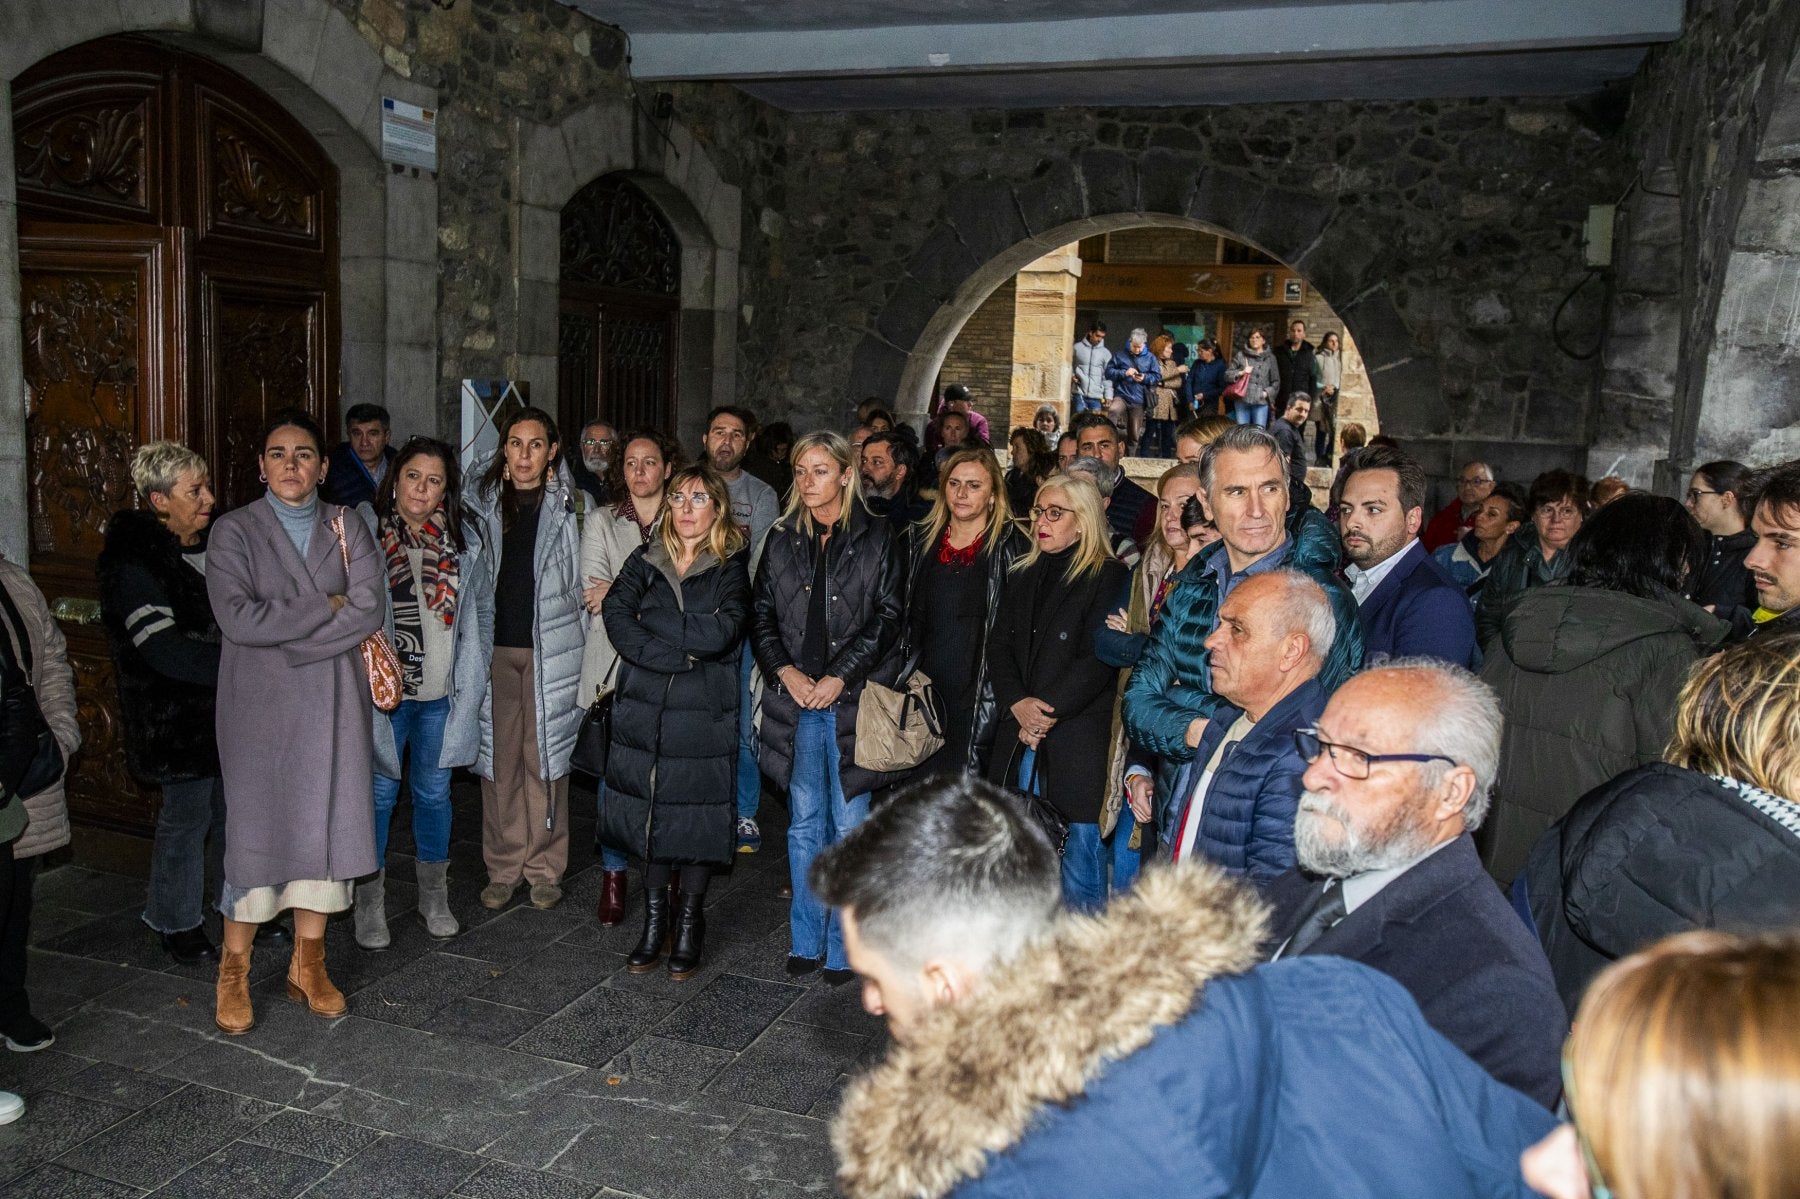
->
[1203, 570, 1331, 719]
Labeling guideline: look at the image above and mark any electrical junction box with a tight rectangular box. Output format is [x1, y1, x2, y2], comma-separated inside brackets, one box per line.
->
[1585, 204, 1616, 268]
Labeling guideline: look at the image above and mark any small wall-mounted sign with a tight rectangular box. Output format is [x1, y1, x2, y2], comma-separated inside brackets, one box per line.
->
[1283, 277, 1305, 304]
[381, 97, 437, 172]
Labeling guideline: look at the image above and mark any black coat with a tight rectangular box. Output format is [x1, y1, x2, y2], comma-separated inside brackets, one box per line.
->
[599, 543, 751, 865]
[1263, 835, 1568, 1110]
[984, 550, 1129, 824]
[1521, 762, 1800, 1020]
[752, 503, 905, 799]
[1689, 528, 1755, 615]
[901, 521, 1030, 776]
[96, 510, 221, 784]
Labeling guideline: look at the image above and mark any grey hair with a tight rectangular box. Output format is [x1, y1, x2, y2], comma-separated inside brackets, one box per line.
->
[130, 441, 208, 502]
[1364, 658, 1504, 828]
[1261, 569, 1335, 667]
[1129, 327, 1148, 344]
[1064, 454, 1117, 498]
[1198, 424, 1285, 494]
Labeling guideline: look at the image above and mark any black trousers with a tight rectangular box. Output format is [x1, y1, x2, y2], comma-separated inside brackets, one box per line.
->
[644, 862, 711, 896]
[0, 843, 33, 1027]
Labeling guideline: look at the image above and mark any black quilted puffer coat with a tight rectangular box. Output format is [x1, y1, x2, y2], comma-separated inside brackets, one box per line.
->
[599, 542, 750, 865]
[752, 503, 905, 799]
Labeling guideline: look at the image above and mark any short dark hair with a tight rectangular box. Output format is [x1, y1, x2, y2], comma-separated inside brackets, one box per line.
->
[705, 405, 757, 435]
[377, 436, 465, 552]
[1696, 459, 1752, 522]
[1744, 459, 1800, 528]
[1086, 319, 1107, 336]
[1566, 492, 1705, 600]
[1340, 443, 1426, 514]
[862, 430, 919, 481]
[1057, 432, 1077, 449]
[811, 775, 1059, 969]
[345, 403, 389, 430]
[1488, 480, 1528, 525]
[1528, 468, 1592, 516]
[261, 407, 325, 456]
[1070, 412, 1120, 440]
[606, 429, 684, 505]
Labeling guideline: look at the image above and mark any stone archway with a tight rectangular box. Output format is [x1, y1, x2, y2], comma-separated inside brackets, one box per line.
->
[0, 0, 439, 563]
[515, 100, 740, 449]
[853, 156, 1441, 440]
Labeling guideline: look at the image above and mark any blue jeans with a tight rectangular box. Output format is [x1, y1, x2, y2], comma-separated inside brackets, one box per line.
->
[373, 697, 453, 865]
[1075, 393, 1104, 414]
[595, 781, 629, 872]
[736, 651, 760, 822]
[141, 775, 224, 934]
[1232, 400, 1270, 427]
[1018, 749, 1137, 912]
[788, 708, 870, 969]
[1142, 418, 1176, 459]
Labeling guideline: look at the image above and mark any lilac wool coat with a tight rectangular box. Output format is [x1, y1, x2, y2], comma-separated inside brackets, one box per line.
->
[208, 498, 384, 889]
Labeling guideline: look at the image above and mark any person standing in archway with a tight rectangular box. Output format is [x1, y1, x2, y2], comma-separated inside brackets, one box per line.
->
[1274, 320, 1316, 417]
[1225, 329, 1281, 427]
[1104, 328, 1160, 455]
[1072, 321, 1113, 416]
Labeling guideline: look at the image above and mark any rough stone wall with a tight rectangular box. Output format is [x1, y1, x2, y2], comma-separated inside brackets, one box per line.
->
[319, 0, 628, 402]
[937, 277, 1017, 429]
[669, 84, 1627, 487]
[1606, 0, 1800, 483]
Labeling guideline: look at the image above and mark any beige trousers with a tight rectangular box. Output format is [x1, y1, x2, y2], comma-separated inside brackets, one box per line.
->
[481, 646, 570, 886]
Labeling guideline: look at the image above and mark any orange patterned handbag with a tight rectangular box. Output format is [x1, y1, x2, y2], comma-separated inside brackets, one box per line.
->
[333, 510, 403, 712]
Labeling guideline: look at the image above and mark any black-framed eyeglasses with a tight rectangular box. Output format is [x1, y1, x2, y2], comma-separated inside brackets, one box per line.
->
[1030, 505, 1071, 523]
[1292, 727, 1455, 781]
[1685, 487, 1718, 502]
[581, 437, 616, 449]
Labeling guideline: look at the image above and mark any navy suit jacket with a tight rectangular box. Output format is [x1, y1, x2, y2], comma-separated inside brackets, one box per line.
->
[1354, 541, 1478, 667]
[1263, 835, 1567, 1109]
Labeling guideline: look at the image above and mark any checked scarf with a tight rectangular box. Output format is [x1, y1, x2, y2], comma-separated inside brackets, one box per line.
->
[380, 509, 459, 694]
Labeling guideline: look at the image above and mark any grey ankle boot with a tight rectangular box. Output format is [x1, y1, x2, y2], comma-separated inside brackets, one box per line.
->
[353, 871, 389, 950]
[416, 860, 459, 939]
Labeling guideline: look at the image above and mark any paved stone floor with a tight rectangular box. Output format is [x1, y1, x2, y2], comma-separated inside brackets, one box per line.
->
[0, 778, 879, 1197]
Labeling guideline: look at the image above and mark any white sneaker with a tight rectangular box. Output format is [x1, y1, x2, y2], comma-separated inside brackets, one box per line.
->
[0, 1091, 23, 1124]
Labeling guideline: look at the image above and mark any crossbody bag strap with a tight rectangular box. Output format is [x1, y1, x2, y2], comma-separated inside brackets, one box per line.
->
[0, 583, 35, 679]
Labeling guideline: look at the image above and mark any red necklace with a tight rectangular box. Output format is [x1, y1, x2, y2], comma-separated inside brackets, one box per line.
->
[938, 526, 985, 567]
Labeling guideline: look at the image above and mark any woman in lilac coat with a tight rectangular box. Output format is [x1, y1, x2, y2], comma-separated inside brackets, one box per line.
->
[206, 408, 384, 1036]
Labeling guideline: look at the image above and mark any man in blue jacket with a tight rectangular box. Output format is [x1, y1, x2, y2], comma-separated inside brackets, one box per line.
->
[816, 775, 1556, 1199]
[1338, 444, 1478, 667]
[1103, 326, 1159, 454]
[1161, 569, 1330, 884]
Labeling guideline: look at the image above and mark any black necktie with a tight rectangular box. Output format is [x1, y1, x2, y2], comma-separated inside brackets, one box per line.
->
[1283, 881, 1347, 957]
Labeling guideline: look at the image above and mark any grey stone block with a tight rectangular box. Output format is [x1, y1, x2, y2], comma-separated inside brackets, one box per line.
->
[519, 120, 577, 211]
[509, 988, 676, 1070]
[303, 1135, 480, 1199]
[153, 1141, 330, 1199]
[649, 973, 804, 1052]
[602, 1035, 737, 1091]
[1243, 186, 1336, 264]
[873, 276, 945, 349]
[421, 996, 547, 1047]
[1368, 357, 1452, 439]
[517, 203, 562, 285]
[32, 867, 146, 918]
[0, 0, 125, 84]
[1013, 159, 1085, 239]
[704, 1021, 868, 1116]
[1337, 289, 1420, 374]
[52, 1061, 184, 1111]
[345, 951, 497, 1030]
[55, 1084, 280, 1190]
[680, 1107, 838, 1199]
[1187, 167, 1263, 237]
[308, 7, 384, 145]
[1136, 148, 1201, 216]
[1711, 252, 1800, 351]
[470, 945, 614, 1016]
[338, 256, 388, 341]
[453, 1159, 599, 1199]
[3, 1162, 144, 1198]
[240, 1110, 381, 1165]
[1079, 147, 1139, 216]
[261, 0, 326, 88]
[847, 336, 909, 407]
[384, 171, 437, 265]
[523, 1090, 742, 1197]
[0, 1048, 93, 1101]
[904, 223, 980, 300]
[944, 180, 1030, 268]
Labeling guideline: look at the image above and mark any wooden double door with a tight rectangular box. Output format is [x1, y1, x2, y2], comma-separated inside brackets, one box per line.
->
[14, 36, 339, 835]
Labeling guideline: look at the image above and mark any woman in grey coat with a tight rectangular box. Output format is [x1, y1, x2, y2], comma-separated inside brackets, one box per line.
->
[1224, 328, 1281, 427]
[207, 409, 384, 1036]
[462, 407, 586, 913]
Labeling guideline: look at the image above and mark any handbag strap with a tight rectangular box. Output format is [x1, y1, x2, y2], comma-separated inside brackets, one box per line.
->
[0, 584, 33, 677]
[334, 507, 351, 573]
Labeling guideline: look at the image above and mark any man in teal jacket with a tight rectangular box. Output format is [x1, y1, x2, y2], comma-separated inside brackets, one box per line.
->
[1124, 426, 1362, 775]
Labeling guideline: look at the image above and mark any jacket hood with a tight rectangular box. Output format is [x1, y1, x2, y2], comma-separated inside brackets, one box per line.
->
[1498, 585, 1725, 673]
[102, 507, 190, 558]
[832, 864, 1268, 1199]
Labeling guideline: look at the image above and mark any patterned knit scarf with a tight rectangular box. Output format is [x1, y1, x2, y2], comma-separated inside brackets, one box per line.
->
[381, 509, 459, 694]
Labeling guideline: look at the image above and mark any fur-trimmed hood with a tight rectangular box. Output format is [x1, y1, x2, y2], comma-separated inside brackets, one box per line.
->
[833, 864, 1270, 1199]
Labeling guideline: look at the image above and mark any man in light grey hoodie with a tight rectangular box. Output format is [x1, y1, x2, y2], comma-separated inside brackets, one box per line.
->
[1071, 320, 1113, 415]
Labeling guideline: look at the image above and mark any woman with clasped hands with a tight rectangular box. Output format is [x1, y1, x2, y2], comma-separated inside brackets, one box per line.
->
[751, 431, 904, 983]
[206, 408, 384, 1036]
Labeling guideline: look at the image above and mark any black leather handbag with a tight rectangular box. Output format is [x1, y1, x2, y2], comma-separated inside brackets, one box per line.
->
[569, 663, 617, 780]
[1003, 741, 1069, 855]
[0, 586, 63, 799]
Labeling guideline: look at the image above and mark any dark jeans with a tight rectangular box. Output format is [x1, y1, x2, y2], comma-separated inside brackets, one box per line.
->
[0, 843, 32, 1028]
[1141, 418, 1177, 459]
[141, 775, 225, 935]
[1312, 395, 1337, 461]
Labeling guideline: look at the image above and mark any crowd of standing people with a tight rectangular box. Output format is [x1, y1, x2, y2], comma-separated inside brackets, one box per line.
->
[0, 385, 1795, 1197]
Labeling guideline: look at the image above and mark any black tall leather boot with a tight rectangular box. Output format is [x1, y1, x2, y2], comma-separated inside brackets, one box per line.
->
[627, 886, 670, 974]
[667, 890, 707, 981]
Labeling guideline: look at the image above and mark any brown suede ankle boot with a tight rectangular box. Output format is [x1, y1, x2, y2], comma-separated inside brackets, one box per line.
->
[286, 936, 347, 1017]
[215, 948, 254, 1035]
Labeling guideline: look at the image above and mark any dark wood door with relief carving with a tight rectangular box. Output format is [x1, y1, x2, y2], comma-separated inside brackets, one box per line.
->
[13, 36, 337, 835]
[558, 175, 678, 438]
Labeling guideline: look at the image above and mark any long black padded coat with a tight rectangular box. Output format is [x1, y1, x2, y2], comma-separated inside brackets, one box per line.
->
[599, 541, 751, 865]
[752, 502, 906, 800]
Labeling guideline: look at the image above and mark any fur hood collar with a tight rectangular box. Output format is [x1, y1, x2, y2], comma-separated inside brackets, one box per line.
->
[832, 864, 1269, 1199]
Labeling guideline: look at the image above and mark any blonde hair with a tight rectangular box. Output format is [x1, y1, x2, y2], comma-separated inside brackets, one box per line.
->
[1666, 632, 1800, 802]
[920, 448, 1012, 549]
[1145, 462, 1204, 562]
[131, 441, 208, 502]
[782, 430, 860, 533]
[1013, 472, 1113, 583]
[659, 464, 746, 566]
[1566, 929, 1800, 1199]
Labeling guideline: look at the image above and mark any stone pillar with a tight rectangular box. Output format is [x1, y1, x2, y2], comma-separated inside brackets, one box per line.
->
[1009, 247, 1081, 433]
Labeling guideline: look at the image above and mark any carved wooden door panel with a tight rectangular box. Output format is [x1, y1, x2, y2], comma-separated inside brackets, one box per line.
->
[13, 37, 337, 836]
[559, 175, 678, 437]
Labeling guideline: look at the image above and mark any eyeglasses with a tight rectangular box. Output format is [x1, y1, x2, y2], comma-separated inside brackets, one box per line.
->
[1030, 505, 1071, 523]
[581, 437, 615, 448]
[1458, 476, 1493, 487]
[1685, 487, 1719, 502]
[1561, 1052, 1614, 1199]
[666, 492, 713, 509]
[1292, 727, 1456, 781]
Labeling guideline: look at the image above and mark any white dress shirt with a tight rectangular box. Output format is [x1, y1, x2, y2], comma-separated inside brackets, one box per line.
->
[1345, 538, 1419, 605]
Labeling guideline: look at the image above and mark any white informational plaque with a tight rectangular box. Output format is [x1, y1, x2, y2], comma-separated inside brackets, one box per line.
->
[381, 97, 437, 171]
